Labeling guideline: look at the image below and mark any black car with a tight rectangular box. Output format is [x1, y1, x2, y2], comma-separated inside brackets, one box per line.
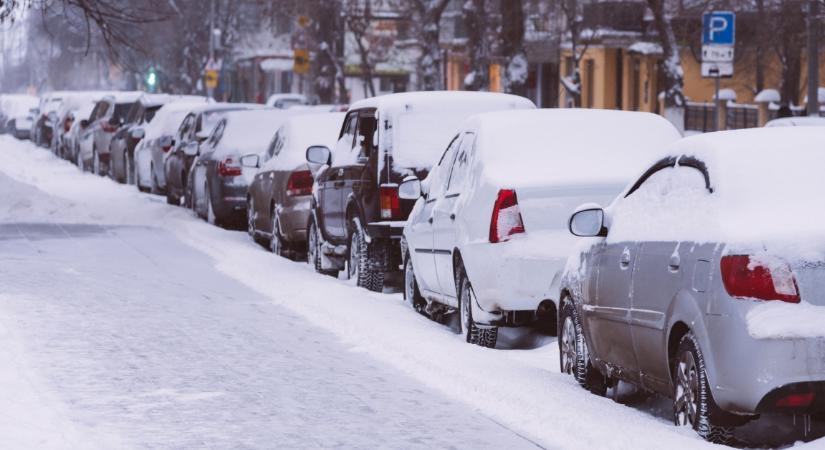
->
[108, 96, 167, 184]
[165, 103, 259, 206]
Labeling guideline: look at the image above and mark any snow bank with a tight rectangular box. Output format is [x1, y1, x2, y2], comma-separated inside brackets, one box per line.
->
[713, 88, 737, 101]
[747, 301, 825, 339]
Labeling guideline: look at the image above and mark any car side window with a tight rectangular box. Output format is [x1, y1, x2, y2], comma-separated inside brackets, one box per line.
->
[611, 160, 714, 240]
[207, 119, 226, 148]
[428, 134, 462, 200]
[446, 132, 476, 194]
[177, 115, 193, 142]
[354, 114, 377, 160]
[336, 112, 358, 152]
[268, 127, 286, 160]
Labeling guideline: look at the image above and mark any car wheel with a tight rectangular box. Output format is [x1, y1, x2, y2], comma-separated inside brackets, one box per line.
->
[403, 250, 425, 313]
[270, 214, 286, 257]
[207, 192, 220, 227]
[673, 333, 734, 445]
[457, 269, 497, 348]
[559, 299, 606, 394]
[166, 191, 178, 205]
[150, 165, 161, 195]
[93, 148, 100, 175]
[126, 155, 133, 185]
[247, 199, 256, 237]
[348, 219, 384, 292]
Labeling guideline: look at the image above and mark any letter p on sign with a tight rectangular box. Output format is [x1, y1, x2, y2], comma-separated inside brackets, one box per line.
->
[702, 11, 735, 45]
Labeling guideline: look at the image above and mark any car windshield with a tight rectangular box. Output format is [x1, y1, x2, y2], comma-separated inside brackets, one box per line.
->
[113, 102, 135, 122]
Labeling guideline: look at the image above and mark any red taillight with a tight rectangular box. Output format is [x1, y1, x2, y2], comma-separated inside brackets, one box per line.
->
[286, 170, 313, 197]
[720, 255, 800, 303]
[776, 392, 815, 408]
[380, 184, 400, 219]
[218, 157, 242, 177]
[489, 189, 525, 243]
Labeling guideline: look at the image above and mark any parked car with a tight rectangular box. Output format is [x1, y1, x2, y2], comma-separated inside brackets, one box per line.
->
[400, 109, 681, 347]
[560, 127, 825, 443]
[134, 101, 204, 193]
[76, 91, 142, 175]
[190, 109, 293, 227]
[65, 101, 99, 165]
[0, 94, 38, 134]
[247, 112, 345, 256]
[33, 92, 68, 147]
[5, 111, 36, 140]
[304, 91, 535, 292]
[164, 103, 260, 205]
[265, 93, 309, 109]
[110, 95, 210, 185]
[52, 92, 112, 159]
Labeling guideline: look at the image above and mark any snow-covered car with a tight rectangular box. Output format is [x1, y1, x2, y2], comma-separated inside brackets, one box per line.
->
[265, 93, 309, 109]
[33, 91, 68, 147]
[560, 127, 825, 443]
[305, 91, 535, 292]
[247, 112, 345, 256]
[134, 101, 205, 193]
[0, 94, 38, 135]
[190, 109, 293, 227]
[52, 91, 112, 159]
[400, 109, 681, 347]
[76, 91, 142, 175]
[6, 113, 35, 140]
[765, 116, 825, 127]
[165, 103, 261, 206]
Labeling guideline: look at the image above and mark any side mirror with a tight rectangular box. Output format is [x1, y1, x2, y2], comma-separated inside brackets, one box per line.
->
[240, 154, 260, 168]
[306, 145, 331, 165]
[398, 176, 422, 200]
[130, 128, 145, 140]
[158, 135, 174, 149]
[80, 119, 89, 129]
[569, 207, 607, 237]
[183, 141, 199, 156]
[195, 130, 210, 142]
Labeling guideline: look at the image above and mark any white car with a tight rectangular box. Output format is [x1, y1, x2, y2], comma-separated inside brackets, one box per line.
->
[265, 93, 309, 109]
[765, 116, 825, 127]
[400, 109, 681, 347]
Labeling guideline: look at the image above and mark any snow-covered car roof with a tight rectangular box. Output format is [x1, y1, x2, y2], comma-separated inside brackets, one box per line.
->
[265, 93, 308, 107]
[765, 117, 825, 127]
[351, 91, 535, 171]
[609, 127, 825, 246]
[0, 94, 38, 118]
[468, 109, 681, 188]
[261, 112, 346, 172]
[101, 91, 145, 104]
[211, 109, 297, 156]
[142, 101, 209, 140]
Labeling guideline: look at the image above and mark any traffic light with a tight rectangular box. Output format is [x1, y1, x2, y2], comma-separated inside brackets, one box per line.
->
[146, 68, 157, 92]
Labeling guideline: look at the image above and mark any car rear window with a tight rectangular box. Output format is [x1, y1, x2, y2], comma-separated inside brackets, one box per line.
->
[113, 102, 135, 122]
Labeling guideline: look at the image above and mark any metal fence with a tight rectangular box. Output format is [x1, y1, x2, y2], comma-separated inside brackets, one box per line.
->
[684, 102, 715, 132]
[726, 103, 759, 130]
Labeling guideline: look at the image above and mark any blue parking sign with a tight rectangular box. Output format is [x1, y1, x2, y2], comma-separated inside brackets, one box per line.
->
[702, 11, 735, 45]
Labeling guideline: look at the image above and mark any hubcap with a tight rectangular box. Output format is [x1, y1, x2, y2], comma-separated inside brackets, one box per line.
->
[561, 316, 577, 375]
[675, 351, 699, 427]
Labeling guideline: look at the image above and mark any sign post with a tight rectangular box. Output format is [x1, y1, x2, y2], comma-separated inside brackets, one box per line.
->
[702, 11, 735, 131]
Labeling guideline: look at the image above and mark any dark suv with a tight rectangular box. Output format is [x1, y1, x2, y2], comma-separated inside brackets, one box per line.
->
[306, 92, 535, 292]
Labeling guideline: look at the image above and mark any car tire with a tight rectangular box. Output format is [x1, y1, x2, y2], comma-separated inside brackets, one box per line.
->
[308, 220, 337, 276]
[270, 214, 286, 257]
[348, 219, 384, 293]
[247, 198, 256, 237]
[126, 154, 134, 185]
[207, 191, 219, 226]
[166, 191, 178, 205]
[559, 299, 606, 394]
[92, 147, 100, 176]
[150, 165, 161, 195]
[457, 268, 497, 348]
[673, 332, 734, 445]
[403, 250, 426, 313]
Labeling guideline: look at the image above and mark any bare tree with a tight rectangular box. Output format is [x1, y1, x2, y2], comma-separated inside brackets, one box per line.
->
[499, 0, 527, 95]
[462, 0, 490, 91]
[408, 0, 451, 91]
[559, 0, 590, 107]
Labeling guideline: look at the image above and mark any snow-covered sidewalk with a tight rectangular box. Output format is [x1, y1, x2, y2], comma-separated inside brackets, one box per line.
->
[0, 136, 821, 449]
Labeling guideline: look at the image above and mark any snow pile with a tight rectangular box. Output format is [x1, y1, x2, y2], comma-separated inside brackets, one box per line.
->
[747, 301, 825, 339]
[713, 88, 737, 101]
[754, 89, 780, 103]
[628, 41, 662, 55]
[803, 87, 825, 104]
[261, 112, 345, 172]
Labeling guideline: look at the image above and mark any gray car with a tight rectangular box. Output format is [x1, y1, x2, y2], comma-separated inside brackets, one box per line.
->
[559, 128, 825, 444]
[190, 109, 293, 228]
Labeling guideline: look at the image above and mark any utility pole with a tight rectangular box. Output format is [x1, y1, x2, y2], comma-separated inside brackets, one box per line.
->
[207, 0, 216, 100]
[808, 0, 820, 116]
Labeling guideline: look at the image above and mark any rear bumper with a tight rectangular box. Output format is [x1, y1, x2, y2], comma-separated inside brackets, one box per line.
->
[279, 199, 311, 244]
[367, 221, 405, 239]
[756, 381, 825, 414]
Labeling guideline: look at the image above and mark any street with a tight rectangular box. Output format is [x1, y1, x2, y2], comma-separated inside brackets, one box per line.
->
[0, 136, 822, 449]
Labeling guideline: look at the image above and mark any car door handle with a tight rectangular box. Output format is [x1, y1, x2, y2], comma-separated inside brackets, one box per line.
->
[669, 254, 681, 271]
[619, 254, 631, 268]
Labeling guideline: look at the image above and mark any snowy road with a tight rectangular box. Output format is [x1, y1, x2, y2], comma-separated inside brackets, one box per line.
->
[0, 136, 823, 449]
